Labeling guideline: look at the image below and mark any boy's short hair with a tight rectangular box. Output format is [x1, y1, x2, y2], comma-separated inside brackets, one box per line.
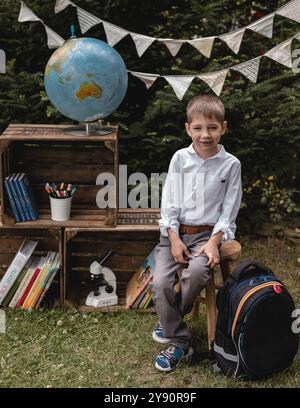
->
[186, 95, 225, 124]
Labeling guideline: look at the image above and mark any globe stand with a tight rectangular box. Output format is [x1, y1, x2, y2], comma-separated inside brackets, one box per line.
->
[64, 121, 114, 136]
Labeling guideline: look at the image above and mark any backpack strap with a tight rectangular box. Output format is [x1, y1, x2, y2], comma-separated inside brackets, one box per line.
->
[230, 259, 274, 282]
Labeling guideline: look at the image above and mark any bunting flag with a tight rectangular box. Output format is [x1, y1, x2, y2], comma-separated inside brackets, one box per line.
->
[0, 49, 6, 73]
[231, 57, 261, 83]
[18, 1, 64, 49]
[54, 0, 300, 59]
[128, 29, 300, 98]
[163, 75, 195, 99]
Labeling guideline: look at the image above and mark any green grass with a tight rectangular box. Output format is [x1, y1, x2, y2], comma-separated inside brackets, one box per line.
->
[0, 235, 299, 388]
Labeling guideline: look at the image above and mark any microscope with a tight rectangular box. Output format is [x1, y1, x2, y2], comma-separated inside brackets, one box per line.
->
[85, 249, 118, 308]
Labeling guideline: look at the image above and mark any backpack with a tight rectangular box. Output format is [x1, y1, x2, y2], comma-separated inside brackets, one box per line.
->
[211, 259, 299, 380]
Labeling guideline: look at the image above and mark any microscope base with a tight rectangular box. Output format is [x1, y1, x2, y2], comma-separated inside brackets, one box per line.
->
[85, 292, 118, 308]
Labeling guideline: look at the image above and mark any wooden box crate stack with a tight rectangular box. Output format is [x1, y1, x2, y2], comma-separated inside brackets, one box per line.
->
[0, 124, 161, 311]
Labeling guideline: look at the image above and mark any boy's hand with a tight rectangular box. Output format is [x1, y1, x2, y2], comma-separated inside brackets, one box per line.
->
[195, 241, 220, 268]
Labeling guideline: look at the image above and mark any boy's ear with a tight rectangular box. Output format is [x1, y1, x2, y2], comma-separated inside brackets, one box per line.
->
[222, 120, 228, 135]
[185, 122, 192, 137]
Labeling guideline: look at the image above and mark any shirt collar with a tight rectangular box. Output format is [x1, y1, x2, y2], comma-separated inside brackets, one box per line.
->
[187, 143, 226, 160]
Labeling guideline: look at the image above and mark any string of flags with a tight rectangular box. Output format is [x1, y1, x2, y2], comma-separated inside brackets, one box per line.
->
[54, 0, 300, 57]
[17, 1, 300, 98]
[0, 49, 6, 73]
[18, 1, 64, 49]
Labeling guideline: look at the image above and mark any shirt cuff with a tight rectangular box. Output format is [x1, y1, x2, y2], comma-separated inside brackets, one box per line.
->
[212, 223, 235, 242]
[159, 219, 180, 237]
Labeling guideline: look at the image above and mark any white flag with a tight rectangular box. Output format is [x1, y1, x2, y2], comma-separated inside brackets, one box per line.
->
[0, 49, 6, 74]
[219, 28, 246, 54]
[231, 57, 261, 83]
[265, 37, 293, 68]
[130, 33, 156, 57]
[54, 0, 75, 14]
[187, 37, 215, 58]
[77, 6, 102, 33]
[247, 14, 275, 38]
[103, 21, 129, 47]
[163, 75, 195, 100]
[277, 0, 300, 23]
[129, 71, 160, 89]
[159, 39, 185, 57]
[198, 69, 228, 96]
[44, 25, 65, 49]
[18, 1, 41, 23]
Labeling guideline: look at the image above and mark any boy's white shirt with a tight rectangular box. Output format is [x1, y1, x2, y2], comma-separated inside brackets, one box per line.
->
[159, 143, 242, 241]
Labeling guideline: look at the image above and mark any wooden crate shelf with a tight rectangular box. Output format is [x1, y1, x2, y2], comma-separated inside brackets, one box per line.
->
[64, 225, 160, 311]
[0, 226, 63, 308]
[0, 124, 119, 228]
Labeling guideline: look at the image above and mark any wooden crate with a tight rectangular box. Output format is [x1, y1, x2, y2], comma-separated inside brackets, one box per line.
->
[64, 223, 160, 312]
[0, 124, 119, 228]
[0, 226, 63, 308]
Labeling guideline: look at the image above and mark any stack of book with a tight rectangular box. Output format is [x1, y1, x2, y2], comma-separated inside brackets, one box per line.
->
[0, 240, 60, 311]
[126, 248, 155, 309]
[4, 173, 38, 222]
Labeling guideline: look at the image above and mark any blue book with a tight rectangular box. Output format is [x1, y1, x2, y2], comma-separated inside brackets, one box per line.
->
[8, 174, 26, 222]
[4, 176, 22, 223]
[14, 173, 31, 221]
[18, 173, 38, 220]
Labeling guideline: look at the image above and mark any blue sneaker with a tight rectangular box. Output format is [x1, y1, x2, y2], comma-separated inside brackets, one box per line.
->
[152, 323, 171, 344]
[155, 345, 194, 372]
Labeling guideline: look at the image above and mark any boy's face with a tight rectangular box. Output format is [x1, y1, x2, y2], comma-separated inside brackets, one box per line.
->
[185, 112, 227, 157]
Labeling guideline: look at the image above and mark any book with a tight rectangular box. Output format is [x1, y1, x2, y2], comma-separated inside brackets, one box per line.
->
[14, 257, 44, 308]
[14, 173, 31, 221]
[4, 175, 22, 222]
[0, 240, 38, 305]
[8, 257, 38, 308]
[22, 252, 56, 310]
[18, 173, 38, 220]
[28, 252, 60, 311]
[9, 174, 26, 222]
[1, 258, 32, 307]
[35, 259, 59, 309]
[125, 248, 155, 309]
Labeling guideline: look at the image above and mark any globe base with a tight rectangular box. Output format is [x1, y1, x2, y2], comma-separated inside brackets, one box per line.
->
[64, 122, 114, 136]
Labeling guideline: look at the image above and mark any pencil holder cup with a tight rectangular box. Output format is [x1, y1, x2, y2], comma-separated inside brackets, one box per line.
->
[50, 196, 72, 221]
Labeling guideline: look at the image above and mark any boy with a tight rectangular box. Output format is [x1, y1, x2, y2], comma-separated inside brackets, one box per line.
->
[151, 94, 242, 372]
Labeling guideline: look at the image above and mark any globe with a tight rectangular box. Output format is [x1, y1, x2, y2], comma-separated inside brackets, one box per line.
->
[44, 37, 128, 123]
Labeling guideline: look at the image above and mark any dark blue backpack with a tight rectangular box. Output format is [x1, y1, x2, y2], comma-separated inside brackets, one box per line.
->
[211, 259, 299, 380]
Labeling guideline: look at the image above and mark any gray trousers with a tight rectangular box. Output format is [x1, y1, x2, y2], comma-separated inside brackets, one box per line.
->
[151, 230, 214, 350]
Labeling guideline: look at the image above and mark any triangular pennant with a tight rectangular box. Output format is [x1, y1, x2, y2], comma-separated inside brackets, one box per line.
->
[103, 21, 129, 47]
[44, 25, 65, 49]
[159, 39, 185, 57]
[77, 6, 102, 33]
[0, 49, 6, 74]
[18, 1, 41, 23]
[219, 28, 246, 54]
[198, 69, 228, 96]
[130, 33, 156, 57]
[129, 71, 160, 89]
[54, 0, 75, 14]
[265, 37, 293, 68]
[277, 0, 300, 23]
[187, 37, 215, 58]
[231, 57, 261, 83]
[163, 75, 195, 100]
[247, 13, 275, 38]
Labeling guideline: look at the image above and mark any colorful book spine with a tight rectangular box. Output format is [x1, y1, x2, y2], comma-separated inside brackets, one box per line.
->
[0, 240, 38, 304]
[29, 253, 59, 311]
[1, 262, 30, 307]
[8, 258, 38, 308]
[4, 176, 22, 222]
[35, 265, 59, 309]
[16, 260, 43, 308]
[143, 292, 153, 309]
[19, 173, 38, 220]
[9, 174, 26, 222]
[14, 173, 31, 221]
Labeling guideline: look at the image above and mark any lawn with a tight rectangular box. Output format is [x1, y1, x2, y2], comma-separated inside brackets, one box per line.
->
[0, 235, 299, 388]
